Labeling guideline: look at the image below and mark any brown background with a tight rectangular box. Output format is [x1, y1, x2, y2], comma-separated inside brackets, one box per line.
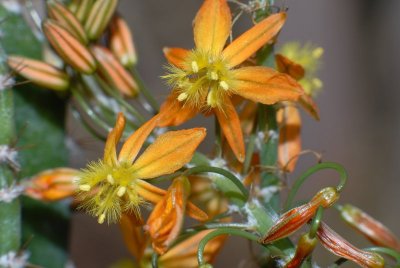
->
[68, 0, 400, 267]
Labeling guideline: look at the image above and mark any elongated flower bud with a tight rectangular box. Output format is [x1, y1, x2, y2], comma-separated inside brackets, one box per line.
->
[260, 187, 339, 244]
[110, 16, 137, 67]
[84, 0, 118, 40]
[43, 20, 97, 74]
[69, 0, 95, 23]
[7, 55, 69, 91]
[47, 1, 88, 44]
[285, 233, 317, 268]
[340, 204, 400, 251]
[91, 45, 138, 96]
[317, 222, 385, 268]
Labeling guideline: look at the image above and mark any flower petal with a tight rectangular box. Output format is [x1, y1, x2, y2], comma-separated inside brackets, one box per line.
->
[222, 13, 286, 67]
[119, 213, 147, 260]
[193, 0, 231, 55]
[157, 92, 199, 127]
[118, 115, 159, 163]
[231, 66, 303, 105]
[299, 94, 320, 121]
[215, 99, 245, 163]
[187, 202, 209, 222]
[277, 105, 301, 173]
[163, 47, 190, 68]
[132, 128, 206, 179]
[104, 113, 125, 165]
[136, 179, 166, 204]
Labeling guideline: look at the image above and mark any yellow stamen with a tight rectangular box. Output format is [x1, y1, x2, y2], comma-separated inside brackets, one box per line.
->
[177, 92, 188, 102]
[107, 174, 115, 184]
[117, 186, 127, 197]
[312, 78, 323, 89]
[219, 81, 229, 90]
[191, 61, 199, 73]
[210, 71, 218, 80]
[98, 213, 106, 224]
[79, 184, 91, 191]
[206, 91, 217, 107]
[312, 47, 324, 59]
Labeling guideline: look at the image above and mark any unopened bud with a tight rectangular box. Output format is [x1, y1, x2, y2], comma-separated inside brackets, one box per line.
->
[340, 204, 400, 251]
[84, 0, 118, 40]
[47, 1, 88, 44]
[69, 0, 95, 24]
[110, 16, 137, 67]
[43, 20, 97, 74]
[285, 233, 317, 268]
[8, 55, 69, 91]
[91, 46, 138, 97]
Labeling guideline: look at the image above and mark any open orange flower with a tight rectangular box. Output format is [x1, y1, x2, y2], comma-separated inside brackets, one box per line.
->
[160, 0, 303, 162]
[76, 113, 206, 224]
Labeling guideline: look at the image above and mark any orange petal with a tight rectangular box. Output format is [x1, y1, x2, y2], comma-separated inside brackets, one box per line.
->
[275, 54, 305, 80]
[277, 105, 301, 172]
[103, 113, 125, 166]
[222, 13, 286, 67]
[299, 94, 320, 121]
[193, 0, 231, 55]
[157, 92, 198, 127]
[119, 213, 147, 260]
[136, 179, 166, 204]
[163, 47, 190, 68]
[215, 99, 245, 162]
[187, 202, 208, 222]
[231, 66, 303, 105]
[118, 115, 159, 164]
[132, 128, 206, 179]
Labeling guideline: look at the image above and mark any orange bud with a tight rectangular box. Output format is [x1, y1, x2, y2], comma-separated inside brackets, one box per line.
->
[91, 45, 138, 97]
[47, 1, 88, 44]
[340, 204, 400, 251]
[7, 55, 69, 91]
[69, 0, 95, 23]
[25, 168, 79, 201]
[84, 0, 118, 40]
[43, 20, 97, 74]
[285, 233, 317, 268]
[317, 222, 385, 268]
[275, 54, 305, 81]
[110, 16, 137, 67]
[260, 187, 339, 244]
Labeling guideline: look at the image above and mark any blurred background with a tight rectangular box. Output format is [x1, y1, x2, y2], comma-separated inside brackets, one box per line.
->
[66, 0, 400, 267]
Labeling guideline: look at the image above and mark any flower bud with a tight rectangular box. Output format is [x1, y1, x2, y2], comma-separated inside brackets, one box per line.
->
[340, 204, 400, 251]
[69, 0, 95, 23]
[7, 55, 69, 91]
[47, 1, 88, 44]
[84, 0, 118, 40]
[317, 222, 385, 268]
[285, 233, 317, 268]
[260, 187, 339, 244]
[91, 45, 138, 96]
[110, 16, 137, 67]
[43, 20, 97, 74]
[24, 168, 79, 201]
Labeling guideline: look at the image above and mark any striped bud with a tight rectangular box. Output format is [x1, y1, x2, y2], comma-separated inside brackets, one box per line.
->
[260, 187, 339, 244]
[317, 222, 385, 268]
[110, 16, 137, 67]
[7, 55, 69, 91]
[84, 0, 118, 40]
[47, 1, 88, 44]
[69, 0, 95, 24]
[285, 233, 317, 268]
[91, 45, 138, 96]
[340, 204, 400, 251]
[43, 20, 97, 74]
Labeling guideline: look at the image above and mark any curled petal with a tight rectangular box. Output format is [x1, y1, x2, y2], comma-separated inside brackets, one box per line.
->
[104, 113, 125, 166]
[132, 128, 206, 179]
[231, 66, 303, 105]
[193, 0, 231, 55]
[163, 47, 190, 68]
[215, 98, 245, 163]
[317, 222, 385, 268]
[222, 13, 286, 67]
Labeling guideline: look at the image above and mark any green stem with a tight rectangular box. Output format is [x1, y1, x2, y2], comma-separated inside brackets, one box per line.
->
[309, 206, 323, 238]
[0, 61, 20, 254]
[131, 68, 159, 113]
[284, 162, 348, 211]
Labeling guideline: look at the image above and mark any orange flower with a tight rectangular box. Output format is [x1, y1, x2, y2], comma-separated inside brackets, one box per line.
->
[146, 176, 208, 254]
[160, 0, 303, 162]
[24, 168, 78, 201]
[76, 113, 206, 224]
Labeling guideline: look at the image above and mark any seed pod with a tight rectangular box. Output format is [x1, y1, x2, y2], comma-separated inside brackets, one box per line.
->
[47, 1, 88, 44]
[110, 16, 137, 67]
[84, 0, 118, 40]
[7, 55, 69, 91]
[317, 222, 385, 268]
[340, 204, 400, 251]
[91, 45, 138, 97]
[43, 20, 97, 74]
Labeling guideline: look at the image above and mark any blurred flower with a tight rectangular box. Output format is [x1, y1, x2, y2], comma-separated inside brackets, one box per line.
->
[317, 222, 385, 268]
[68, 0, 95, 23]
[340, 204, 400, 251]
[160, 0, 304, 162]
[76, 113, 206, 224]
[110, 16, 138, 67]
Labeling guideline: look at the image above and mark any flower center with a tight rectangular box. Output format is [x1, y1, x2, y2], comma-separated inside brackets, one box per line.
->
[164, 50, 233, 109]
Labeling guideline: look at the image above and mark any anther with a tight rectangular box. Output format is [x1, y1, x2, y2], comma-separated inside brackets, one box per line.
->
[206, 92, 217, 108]
[177, 92, 188, 102]
[98, 213, 106, 224]
[107, 174, 115, 185]
[79, 184, 91, 191]
[219, 81, 229, 90]
[191, 61, 199, 73]
[117, 186, 127, 197]
[210, 71, 218, 80]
